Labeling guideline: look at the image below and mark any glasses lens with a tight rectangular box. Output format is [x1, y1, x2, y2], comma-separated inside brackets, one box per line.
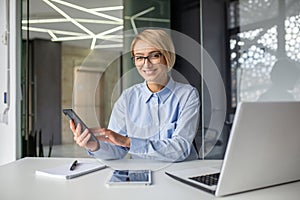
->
[149, 52, 161, 64]
[132, 52, 162, 66]
[133, 56, 144, 66]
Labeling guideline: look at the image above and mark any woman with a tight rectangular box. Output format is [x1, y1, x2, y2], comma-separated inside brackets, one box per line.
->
[71, 29, 200, 162]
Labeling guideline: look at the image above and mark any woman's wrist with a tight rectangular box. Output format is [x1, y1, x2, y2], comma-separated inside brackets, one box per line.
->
[125, 137, 131, 148]
[88, 141, 100, 152]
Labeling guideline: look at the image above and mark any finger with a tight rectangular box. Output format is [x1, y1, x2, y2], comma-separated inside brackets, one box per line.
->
[74, 127, 86, 142]
[101, 128, 113, 137]
[94, 131, 107, 138]
[96, 134, 108, 142]
[79, 133, 91, 147]
[70, 120, 75, 131]
[75, 129, 89, 146]
[89, 127, 102, 133]
[103, 131, 117, 144]
[92, 128, 107, 139]
[75, 123, 82, 137]
[78, 128, 89, 142]
[105, 137, 118, 145]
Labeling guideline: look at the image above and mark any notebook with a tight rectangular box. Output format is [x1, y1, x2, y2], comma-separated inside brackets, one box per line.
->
[36, 160, 106, 179]
[166, 101, 300, 197]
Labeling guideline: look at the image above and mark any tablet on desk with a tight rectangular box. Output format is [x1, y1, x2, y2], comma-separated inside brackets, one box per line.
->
[107, 170, 152, 186]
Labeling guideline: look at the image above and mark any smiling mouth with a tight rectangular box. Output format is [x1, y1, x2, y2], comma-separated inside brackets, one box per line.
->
[143, 69, 157, 75]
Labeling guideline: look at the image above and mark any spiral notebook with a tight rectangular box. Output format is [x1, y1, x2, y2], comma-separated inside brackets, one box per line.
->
[36, 161, 106, 179]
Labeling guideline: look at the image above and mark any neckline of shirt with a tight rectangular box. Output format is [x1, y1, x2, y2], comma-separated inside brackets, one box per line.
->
[143, 77, 176, 104]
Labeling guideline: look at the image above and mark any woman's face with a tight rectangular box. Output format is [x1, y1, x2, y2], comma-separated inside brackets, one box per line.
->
[132, 39, 168, 85]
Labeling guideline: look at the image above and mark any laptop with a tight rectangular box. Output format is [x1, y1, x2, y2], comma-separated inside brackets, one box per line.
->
[165, 101, 300, 197]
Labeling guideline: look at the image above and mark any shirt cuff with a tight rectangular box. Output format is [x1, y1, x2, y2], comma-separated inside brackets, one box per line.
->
[87, 141, 109, 156]
[129, 137, 148, 154]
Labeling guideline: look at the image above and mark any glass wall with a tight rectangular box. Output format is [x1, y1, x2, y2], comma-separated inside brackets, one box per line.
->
[23, 0, 300, 160]
[21, 0, 124, 156]
[21, 0, 171, 157]
[228, 0, 300, 108]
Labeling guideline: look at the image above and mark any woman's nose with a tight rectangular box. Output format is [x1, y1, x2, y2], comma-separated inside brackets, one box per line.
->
[143, 57, 151, 66]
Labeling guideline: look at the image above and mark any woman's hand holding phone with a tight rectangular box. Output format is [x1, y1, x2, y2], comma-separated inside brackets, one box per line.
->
[70, 120, 100, 152]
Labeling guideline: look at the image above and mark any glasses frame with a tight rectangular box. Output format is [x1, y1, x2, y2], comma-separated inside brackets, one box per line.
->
[131, 52, 163, 67]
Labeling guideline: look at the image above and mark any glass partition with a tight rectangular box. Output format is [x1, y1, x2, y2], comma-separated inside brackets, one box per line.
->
[228, 0, 300, 108]
[21, 0, 300, 160]
[21, 0, 172, 158]
[21, 0, 123, 157]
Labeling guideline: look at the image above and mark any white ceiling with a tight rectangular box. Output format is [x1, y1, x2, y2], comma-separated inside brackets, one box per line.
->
[22, 0, 123, 49]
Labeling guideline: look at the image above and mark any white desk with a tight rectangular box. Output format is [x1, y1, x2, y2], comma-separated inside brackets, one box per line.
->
[1, 157, 300, 200]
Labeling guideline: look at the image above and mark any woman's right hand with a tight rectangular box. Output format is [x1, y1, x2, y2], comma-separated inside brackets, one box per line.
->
[70, 120, 99, 151]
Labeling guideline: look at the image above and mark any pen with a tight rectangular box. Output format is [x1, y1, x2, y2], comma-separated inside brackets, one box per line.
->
[70, 160, 78, 171]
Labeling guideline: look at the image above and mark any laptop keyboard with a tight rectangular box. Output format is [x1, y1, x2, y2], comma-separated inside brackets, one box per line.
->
[189, 173, 220, 186]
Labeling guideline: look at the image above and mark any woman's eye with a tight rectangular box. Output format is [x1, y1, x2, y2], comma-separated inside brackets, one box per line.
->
[151, 53, 161, 58]
[135, 57, 143, 61]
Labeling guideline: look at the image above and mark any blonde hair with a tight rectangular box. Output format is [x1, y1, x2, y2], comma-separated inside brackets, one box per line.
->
[130, 29, 176, 70]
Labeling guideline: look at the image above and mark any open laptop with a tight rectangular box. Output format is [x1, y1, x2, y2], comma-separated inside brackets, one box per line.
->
[165, 101, 300, 197]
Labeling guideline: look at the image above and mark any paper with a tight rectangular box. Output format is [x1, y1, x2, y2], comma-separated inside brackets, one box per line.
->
[36, 161, 106, 179]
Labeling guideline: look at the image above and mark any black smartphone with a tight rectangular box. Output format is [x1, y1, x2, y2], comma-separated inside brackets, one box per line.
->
[62, 109, 98, 142]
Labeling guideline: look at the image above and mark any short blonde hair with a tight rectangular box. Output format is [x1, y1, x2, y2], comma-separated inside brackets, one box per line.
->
[130, 29, 176, 70]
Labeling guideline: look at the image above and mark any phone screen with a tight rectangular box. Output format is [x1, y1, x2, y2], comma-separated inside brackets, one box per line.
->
[107, 170, 152, 185]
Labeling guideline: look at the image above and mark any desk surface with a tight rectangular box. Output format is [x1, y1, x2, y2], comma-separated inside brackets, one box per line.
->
[1, 157, 300, 200]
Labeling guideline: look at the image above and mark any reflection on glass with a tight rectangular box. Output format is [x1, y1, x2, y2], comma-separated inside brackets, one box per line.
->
[228, 0, 300, 107]
[257, 58, 300, 101]
[21, 0, 171, 158]
[21, 0, 124, 156]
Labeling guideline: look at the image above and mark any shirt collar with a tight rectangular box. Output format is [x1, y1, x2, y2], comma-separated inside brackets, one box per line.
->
[142, 77, 175, 104]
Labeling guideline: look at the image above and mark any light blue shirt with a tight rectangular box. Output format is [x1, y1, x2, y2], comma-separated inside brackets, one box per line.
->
[89, 78, 200, 162]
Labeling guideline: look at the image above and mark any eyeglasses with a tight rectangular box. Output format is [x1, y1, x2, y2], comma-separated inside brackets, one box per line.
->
[131, 52, 162, 67]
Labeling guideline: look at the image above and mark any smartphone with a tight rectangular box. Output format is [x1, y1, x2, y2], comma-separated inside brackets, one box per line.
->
[107, 170, 152, 186]
[62, 109, 98, 142]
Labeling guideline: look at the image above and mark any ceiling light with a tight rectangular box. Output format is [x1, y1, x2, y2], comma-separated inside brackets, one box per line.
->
[94, 44, 123, 49]
[91, 6, 124, 12]
[50, 0, 123, 23]
[130, 7, 155, 35]
[97, 26, 123, 37]
[22, 26, 85, 36]
[43, 0, 95, 36]
[23, 1, 168, 49]
[47, 30, 57, 40]
[90, 37, 97, 49]
[22, 18, 122, 25]
[52, 35, 93, 41]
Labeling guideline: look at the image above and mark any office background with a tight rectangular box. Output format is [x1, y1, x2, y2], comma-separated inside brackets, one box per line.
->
[0, 0, 299, 165]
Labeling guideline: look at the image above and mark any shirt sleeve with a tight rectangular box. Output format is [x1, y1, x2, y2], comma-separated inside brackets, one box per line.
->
[88, 92, 129, 160]
[88, 141, 129, 160]
[129, 88, 200, 162]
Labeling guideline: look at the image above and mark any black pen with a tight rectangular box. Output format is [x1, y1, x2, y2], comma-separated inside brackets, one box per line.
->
[70, 160, 78, 171]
